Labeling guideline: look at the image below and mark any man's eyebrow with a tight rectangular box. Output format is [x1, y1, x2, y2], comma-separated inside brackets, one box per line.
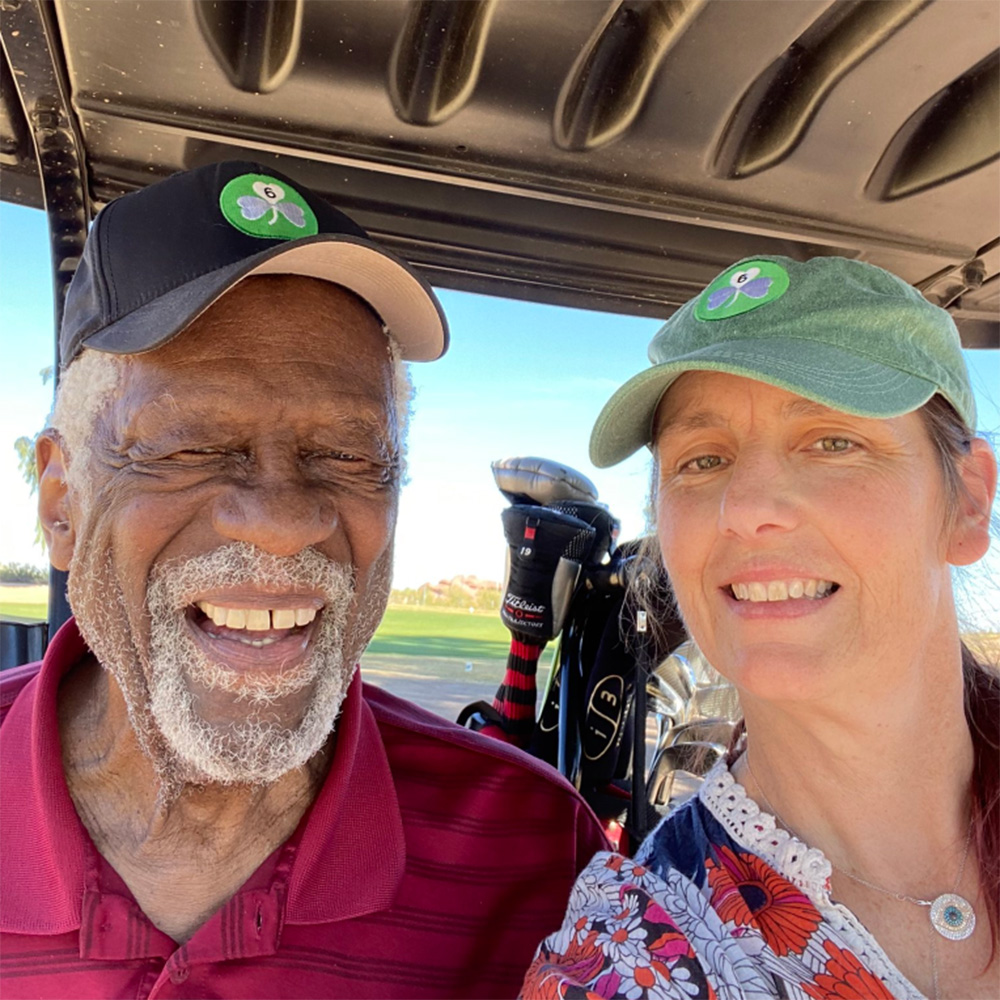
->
[303, 414, 393, 445]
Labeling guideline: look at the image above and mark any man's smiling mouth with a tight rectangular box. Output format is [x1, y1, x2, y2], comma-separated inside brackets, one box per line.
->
[727, 578, 839, 602]
[190, 600, 320, 650]
[197, 600, 317, 630]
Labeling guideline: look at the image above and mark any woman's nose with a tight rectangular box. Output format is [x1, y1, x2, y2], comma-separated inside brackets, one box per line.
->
[717, 450, 799, 540]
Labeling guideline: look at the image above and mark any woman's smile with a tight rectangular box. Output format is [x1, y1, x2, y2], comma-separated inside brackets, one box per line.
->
[722, 575, 840, 619]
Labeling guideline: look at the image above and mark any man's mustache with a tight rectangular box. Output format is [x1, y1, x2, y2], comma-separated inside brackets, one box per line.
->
[148, 542, 356, 612]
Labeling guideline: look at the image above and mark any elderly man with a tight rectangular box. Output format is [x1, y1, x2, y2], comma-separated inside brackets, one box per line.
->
[0, 161, 607, 998]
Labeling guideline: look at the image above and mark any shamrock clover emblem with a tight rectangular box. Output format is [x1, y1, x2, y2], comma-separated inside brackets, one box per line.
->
[694, 259, 790, 322]
[706, 266, 773, 311]
[237, 181, 307, 228]
[218, 172, 319, 240]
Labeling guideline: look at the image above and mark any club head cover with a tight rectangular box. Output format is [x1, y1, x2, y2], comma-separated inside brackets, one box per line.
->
[491, 456, 599, 507]
[500, 503, 597, 641]
[546, 500, 620, 565]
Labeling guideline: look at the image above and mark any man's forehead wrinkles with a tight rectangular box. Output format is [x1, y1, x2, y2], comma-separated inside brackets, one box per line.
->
[180, 290, 388, 353]
[162, 342, 388, 374]
[126, 357, 390, 404]
[124, 391, 390, 438]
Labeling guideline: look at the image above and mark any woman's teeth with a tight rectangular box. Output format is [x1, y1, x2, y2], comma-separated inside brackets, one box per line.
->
[730, 579, 835, 602]
[195, 600, 318, 631]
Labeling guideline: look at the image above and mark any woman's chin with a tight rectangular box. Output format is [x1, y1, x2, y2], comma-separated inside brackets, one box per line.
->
[715, 645, 841, 705]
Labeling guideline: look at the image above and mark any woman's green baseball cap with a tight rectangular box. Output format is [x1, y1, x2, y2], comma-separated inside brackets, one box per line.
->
[589, 255, 976, 468]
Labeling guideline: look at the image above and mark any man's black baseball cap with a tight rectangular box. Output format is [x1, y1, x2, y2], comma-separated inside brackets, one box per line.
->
[60, 160, 449, 365]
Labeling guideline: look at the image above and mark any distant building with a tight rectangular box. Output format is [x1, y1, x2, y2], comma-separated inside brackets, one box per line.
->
[392, 575, 502, 610]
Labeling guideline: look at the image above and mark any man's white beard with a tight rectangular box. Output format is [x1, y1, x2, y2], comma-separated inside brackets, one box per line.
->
[74, 541, 357, 787]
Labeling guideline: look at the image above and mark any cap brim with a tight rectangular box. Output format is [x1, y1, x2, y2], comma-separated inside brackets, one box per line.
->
[82, 234, 449, 362]
[589, 337, 938, 467]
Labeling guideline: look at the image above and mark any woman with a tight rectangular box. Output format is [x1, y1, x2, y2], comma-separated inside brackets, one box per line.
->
[521, 256, 998, 999]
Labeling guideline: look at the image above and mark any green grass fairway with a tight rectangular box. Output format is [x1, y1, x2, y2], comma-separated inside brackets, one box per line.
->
[364, 608, 558, 710]
[0, 584, 48, 622]
[368, 605, 510, 661]
[0, 605, 49, 621]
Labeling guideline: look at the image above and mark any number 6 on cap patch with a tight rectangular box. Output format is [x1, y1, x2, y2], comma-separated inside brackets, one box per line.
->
[219, 172, 319, 240]
[694, 259, 789, 321]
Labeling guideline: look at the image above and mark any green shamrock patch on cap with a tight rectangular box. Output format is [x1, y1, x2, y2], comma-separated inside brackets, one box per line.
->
[694, 259, 790, 321]
[219, 173, 319, 240]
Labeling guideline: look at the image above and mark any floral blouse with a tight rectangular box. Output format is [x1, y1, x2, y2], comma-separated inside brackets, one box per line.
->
[521, 762, 924, 999]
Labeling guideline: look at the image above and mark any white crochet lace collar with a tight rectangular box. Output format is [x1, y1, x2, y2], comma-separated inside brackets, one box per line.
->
[697, 758, 925, 999]
[698, 758, 835, 904]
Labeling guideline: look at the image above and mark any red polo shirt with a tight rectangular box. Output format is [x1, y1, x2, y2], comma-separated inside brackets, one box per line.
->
[0, 621, 607, 998]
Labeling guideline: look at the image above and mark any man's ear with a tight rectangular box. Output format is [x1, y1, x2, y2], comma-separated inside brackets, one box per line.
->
[946, 437, 998, 567]
[37, 432, 76, 571]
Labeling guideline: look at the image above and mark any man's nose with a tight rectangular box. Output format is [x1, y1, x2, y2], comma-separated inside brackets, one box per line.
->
[211, 480, 338, 557]
[717, 449, 799, 539]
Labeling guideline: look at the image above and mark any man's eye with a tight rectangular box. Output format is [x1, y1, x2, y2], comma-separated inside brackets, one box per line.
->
[306, 450, 398, 485]
[310, 450, 361, 462]
[165, 448, 226, 460]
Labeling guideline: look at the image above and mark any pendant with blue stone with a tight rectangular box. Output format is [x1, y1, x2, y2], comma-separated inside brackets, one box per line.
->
[929, 893, 975, 940]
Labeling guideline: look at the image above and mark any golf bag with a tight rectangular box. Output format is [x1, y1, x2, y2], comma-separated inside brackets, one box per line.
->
[457, 456, 686, 850]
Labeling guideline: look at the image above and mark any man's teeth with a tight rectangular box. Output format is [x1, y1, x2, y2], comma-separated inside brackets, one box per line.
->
[730, 579, 835, 602]
[195, 601, 318, 631]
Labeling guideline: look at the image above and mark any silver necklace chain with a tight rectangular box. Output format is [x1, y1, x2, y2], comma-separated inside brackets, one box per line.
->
[836, 838, 972, 908]
[743, 752, 973, 907]
[743, 752, 976, 1000]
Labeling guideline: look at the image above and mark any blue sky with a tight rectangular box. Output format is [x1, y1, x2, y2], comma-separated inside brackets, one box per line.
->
[2, 200, 997, 630]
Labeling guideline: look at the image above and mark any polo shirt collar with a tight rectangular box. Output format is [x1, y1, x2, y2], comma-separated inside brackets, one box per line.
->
[0, 618, 405, 936]
[0, 620, 95, 934]
[285, 667, 406, 923]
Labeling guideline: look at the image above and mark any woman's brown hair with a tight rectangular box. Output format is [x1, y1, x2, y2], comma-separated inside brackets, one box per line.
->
[921, 394, 999, 951]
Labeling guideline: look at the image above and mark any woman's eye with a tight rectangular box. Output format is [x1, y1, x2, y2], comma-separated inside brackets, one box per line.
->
[680, 454, 724, 472]
[815, 437, 854, 453]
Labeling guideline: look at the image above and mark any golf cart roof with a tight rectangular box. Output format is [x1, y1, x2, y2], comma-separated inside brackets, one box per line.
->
[2, 0, 998, 348]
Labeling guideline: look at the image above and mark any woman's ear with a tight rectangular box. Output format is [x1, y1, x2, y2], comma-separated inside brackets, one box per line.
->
[37, 432, 76, 572]
[946, 437, 998, 567]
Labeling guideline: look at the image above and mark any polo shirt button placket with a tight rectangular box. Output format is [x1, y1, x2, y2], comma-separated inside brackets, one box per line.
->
[169, 965, 189, 985]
